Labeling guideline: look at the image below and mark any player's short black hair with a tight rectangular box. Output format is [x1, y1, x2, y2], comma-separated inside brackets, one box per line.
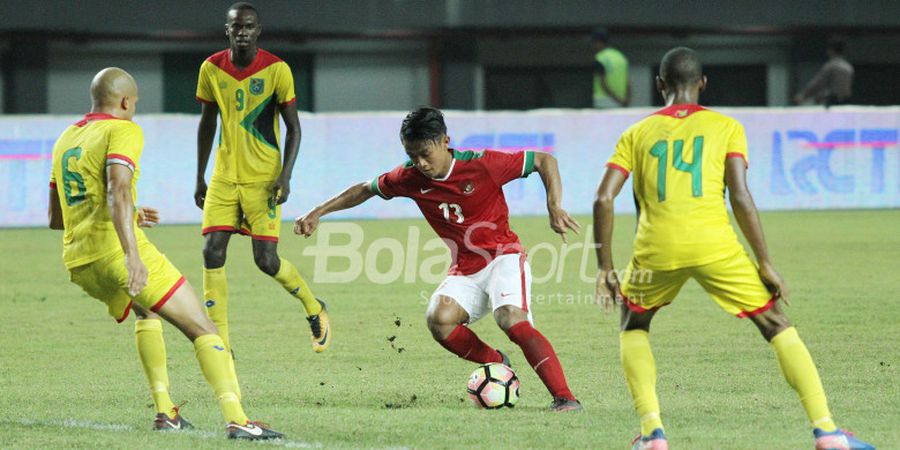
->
[591, 27, 609, 43]
[400, 106, 447, 143]
[659, 47, 703, 88]
[827, 37, 846, 54]
[228, 2, 258, 19]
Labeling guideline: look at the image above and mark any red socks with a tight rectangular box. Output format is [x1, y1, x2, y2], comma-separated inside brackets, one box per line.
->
[439, 322, 576, 402]
[439, 324, 503, 364]
[505, 321, 575, 401]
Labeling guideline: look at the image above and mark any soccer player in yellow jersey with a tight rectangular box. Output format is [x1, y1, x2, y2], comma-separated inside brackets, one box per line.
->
[194, 2, 330, 354]
[48, 68, 282, 439]
[593, 48, 874, 450]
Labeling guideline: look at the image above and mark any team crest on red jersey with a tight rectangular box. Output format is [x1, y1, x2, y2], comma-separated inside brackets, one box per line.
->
[461, 181, 475, 195]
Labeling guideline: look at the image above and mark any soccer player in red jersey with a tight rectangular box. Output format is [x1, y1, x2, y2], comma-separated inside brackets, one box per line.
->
[295, 107, 583, 411]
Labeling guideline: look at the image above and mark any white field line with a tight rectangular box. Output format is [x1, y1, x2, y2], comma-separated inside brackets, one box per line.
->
[7, 418, 326, 448]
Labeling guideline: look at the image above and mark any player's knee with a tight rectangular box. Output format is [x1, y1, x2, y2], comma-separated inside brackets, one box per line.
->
[203, 241, 227, 268]
[426, 311, 454, 340]
[620, 307, 654, 332]
[426, 297, 463, 340]
[253, 248, 280, 275]
[427, 322, 456, 341]
[751, 307, 792, 341]
[493, 305, 527, 332]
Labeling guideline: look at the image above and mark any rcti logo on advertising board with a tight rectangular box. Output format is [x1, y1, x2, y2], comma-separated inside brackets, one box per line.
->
[771, 128, 898, 195]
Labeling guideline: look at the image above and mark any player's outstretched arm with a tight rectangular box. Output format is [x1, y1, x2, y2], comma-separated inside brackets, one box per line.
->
[532, 152, 581, 242]
[48, 188, 64, 230]
[273, 101, 302, 205]
[107, 164, 148, 296]
[294, 182, 375, 237]
[195, 101, 219, 209]
[725, 157, 791, 304]
[593, 167, 627, 311]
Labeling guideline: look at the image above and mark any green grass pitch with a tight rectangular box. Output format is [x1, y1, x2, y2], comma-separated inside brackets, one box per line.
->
[0, 210, 897, 449]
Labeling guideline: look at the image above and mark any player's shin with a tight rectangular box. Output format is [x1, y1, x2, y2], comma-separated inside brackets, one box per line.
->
[770, 327, 837, 432]
[505, 321, 575, 401]
[203, 267, 241, 398]
[194, 334, 249, 425]
[620, 330, 663, 436]
[439, 324, 503, 364]
[274, 258, 322, 316]
[203, 267, 231, 351]
[135, 319, 177, 418]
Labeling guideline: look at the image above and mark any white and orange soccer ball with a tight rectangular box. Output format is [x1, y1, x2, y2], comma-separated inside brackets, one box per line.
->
[466, 363, 520, 409]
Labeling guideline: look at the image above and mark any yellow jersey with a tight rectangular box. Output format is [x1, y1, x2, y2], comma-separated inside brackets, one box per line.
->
[50, 114, 148, 269]
[608, 104, 749, 270]
[196, 48, 296, 183]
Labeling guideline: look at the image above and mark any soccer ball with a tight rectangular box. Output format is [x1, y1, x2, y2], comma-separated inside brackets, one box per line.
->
[466, 363, 520, 409]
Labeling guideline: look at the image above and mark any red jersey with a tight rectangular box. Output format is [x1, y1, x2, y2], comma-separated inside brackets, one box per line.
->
[370, 149, 536, 275]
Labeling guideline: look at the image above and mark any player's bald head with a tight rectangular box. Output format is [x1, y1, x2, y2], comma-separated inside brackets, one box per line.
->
[659, 47, 703, 88]
[90, 67, 137, 108]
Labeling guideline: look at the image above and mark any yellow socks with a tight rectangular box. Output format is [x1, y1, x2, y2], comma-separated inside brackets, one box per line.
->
[620, 330, 663, 436]
[618, 326, 834, 436]
[274, 258, 322, 316]
[771, 327, 837, 432]
[135, 319, 177, 418]
[194, 334, 248, 425]
[203, 267, 231, 352]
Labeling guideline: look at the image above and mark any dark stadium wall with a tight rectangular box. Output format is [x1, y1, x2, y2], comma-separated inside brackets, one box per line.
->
[3, 0, 900, 113]
[3, 0, 900, 33]
[313, 50, 430, 111]
[16, 32, 900, 114]
[2, 38, 49, 114]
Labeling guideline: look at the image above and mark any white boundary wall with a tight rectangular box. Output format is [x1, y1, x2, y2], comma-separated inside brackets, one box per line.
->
[1, 107, 898, 227]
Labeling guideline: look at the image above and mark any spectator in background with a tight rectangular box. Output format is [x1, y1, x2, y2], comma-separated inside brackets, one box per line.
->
[794, 37, 854, 107]
[592, 27, 631, 108]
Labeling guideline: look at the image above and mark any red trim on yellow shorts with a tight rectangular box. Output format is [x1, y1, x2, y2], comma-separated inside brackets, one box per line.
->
[151, 276, 186, 312]
[620, 289, 670, 314]
[202, 225, 240, 235]
[202, 226, 254, 236]
[735, 295, 777, 318]
[252, 235, 278, 242]
[116, 300, 133, 323]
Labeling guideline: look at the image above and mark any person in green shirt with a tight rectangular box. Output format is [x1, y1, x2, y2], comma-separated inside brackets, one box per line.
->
[592, 27, 631, 108]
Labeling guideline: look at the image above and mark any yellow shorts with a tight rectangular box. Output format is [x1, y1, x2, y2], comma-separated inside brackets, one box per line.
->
[619, 250, 777, 318]
[69, 240, 185, 323]
[201, 179, 280, 241]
